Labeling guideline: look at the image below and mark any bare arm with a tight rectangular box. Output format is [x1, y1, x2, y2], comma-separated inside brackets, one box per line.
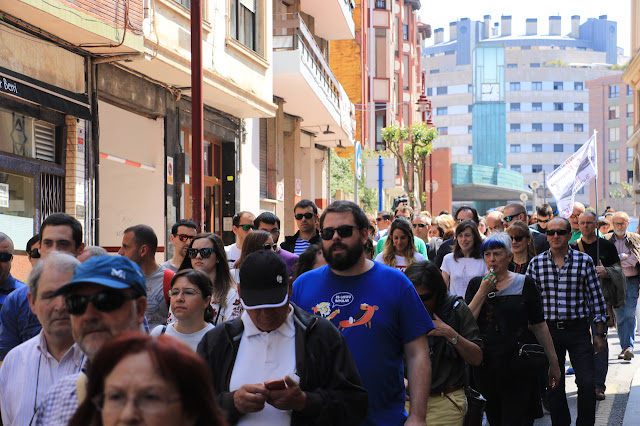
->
[530, 321, 560, 388]
[404, 335, 430, 426]
[441, 270, 450, 289]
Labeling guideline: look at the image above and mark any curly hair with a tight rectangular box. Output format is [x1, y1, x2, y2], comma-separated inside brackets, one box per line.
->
[383, 219, 418, 268]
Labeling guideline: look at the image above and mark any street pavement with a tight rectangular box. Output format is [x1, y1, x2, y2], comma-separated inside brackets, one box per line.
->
[533, 328, 640, 425]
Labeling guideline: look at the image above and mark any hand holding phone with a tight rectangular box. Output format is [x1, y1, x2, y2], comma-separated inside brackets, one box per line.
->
[264, 379, 287, 391]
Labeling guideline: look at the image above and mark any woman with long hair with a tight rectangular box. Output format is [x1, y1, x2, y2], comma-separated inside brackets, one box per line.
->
[506, 220, 536, 273]
[178, 233, 242, 325]
[294, 244, 326, 279]
[231, 230, 276, 282]
[374, 219, 424, 271]
[441, 220, 487, 297]
[69, 332, 227, 426]
[151, 269, 215, 351]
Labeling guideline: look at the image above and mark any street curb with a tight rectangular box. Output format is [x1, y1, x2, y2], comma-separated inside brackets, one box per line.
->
[623, 363, 640, 426]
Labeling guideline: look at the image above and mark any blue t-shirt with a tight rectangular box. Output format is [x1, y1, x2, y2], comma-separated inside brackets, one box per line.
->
[292, 262, 434, 425]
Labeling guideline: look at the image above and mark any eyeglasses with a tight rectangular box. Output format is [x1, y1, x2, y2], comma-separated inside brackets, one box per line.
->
[169, 288, 201, 298]
[186, 248, 214, 259]
[263, 243, 277, 251]
[545, 229, 570, 236]
[613, 221, 628, 226]
[412, 223, 427, 228]
[537, 219, 550, 223]
[175, 234, 194, 243]
[93, 391, 181, 414]
[395, 215, 411, 220]
[238, 224, 255, 231]
[321, 225, 359, 240]
[0, 253, 13, 262]
[503, 213, 524, 223]
[65, 291, 138, 315]
[295, 213, 315, 220]
[419, 292, 434, 302]
[569, 214, 580, 219]
[28, 248, 40, 259]
[511, 235, 526, 242]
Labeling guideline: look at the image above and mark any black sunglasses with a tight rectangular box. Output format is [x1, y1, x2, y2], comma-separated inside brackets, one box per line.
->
[511, 235, 526, 242]
[412, 223, 427, 228]
[545, 229, 570, 236]
[295, 213, 315, 220]
[28, 248, 41, 259]
[537, 219, 550, 223]
[321, 225, 359, 240]
[263, 243, 277, 251]
[186, 248, 214, 259]
[503, 212, 524, 223]
[419, 292, 434, 302]
[65, 291, 138, 315]
[0, 253, 13, 262]
[376, 218, 383, 222]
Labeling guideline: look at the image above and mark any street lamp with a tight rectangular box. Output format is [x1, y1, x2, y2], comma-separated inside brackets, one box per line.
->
[416, 70, 434, 213]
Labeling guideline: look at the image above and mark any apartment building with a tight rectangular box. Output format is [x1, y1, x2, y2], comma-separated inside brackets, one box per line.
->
[623, 0, 640, 216]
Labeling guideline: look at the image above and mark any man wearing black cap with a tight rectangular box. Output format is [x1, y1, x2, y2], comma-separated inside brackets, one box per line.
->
[198, 250, 367, 425]
[34, 255, 147, 426]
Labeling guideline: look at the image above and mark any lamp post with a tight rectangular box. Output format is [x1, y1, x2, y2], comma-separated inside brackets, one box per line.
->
[416, 70, 434, 213]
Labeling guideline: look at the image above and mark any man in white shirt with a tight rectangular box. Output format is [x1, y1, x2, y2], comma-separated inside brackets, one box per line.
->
[0, 252, 83, 425]
[197, 250, 367, 425]
[225, 211, 256, 268]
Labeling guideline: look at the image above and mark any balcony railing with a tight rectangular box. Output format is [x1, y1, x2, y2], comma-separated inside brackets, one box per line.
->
[273, 13, 340, 111]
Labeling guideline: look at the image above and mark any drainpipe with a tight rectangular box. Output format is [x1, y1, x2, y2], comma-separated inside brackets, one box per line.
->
[191, 0, 204, 231]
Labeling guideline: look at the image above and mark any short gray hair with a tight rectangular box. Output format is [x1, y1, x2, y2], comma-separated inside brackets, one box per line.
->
[82, 246, 108, 257]
[414, 214, 431, 226]
[27, 251, 80, 300]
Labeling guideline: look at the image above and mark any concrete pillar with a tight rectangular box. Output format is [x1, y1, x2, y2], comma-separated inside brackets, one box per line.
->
[501, 16, 512, 36]
[483, 15, 491, 39]
[526, 18, 537, 36]
[282, 116, 302, 237]
[449, 22, 457, 41]
[549, 16, 561, 36]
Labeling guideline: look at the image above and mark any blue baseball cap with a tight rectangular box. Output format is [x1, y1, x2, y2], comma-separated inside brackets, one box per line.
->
[54, 255, 147, 296]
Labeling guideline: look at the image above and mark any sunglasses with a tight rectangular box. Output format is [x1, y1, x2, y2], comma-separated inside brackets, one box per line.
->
[412, 223, 427, 228]
[263, 243, 277, 251]
[545, 229, 570, 236]
[419, 293, 434, 302]
[295, 213, 315, 220]
[28, 248, 41, 259]
[175, 234, 194, 243]
[503, 213, 524, 223]
[186, 248, 214, 259]
[238, 224, 255, 231]
[321, 225, 359, 240]
[0, 253, 13, 262]
[511, 235, 526, 242]
[65, 291, 138, 315]
[537, 219, 550, 223]
[569, 214, 580, 219]
[376, 218, 383, 222]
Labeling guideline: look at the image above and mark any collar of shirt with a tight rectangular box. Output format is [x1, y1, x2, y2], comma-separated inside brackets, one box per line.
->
[0, 274, 18, 293]
[35, 331, 84, 367]
[241, 305, 295, 339]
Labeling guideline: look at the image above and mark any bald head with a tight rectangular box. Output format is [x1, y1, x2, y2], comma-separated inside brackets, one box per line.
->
[612, 211, 630, 237]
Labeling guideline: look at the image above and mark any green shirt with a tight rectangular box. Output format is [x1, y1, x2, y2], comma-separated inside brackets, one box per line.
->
[375, 235, 428, 259]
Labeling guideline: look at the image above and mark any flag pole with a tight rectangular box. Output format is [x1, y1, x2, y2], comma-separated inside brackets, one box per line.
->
[594, 129, 600, 264]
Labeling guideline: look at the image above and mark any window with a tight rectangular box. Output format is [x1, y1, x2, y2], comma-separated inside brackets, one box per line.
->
[574, 82, 584, 90]
[510, 82, 520, 91]
[510, 124, 521, 132]
[437, 127, 448, 135]
[436, 86, 448, 95]
[510, 144, 521, 153]
[553, 81, 563, 90]
[609, 170, 620, 184]
[628, 84, 634, 95]
[430, 69, 440, 74]
[402, 24, 409, 41]
[375, 0, 386, 9]
[403, 56, 410, 89]
[574, 144, 581, 151]
[609, 149, 619, 162]
[427, 88, 432, 96]
[533, 144, 542, 152]
[553, 165, 561, 170]
[609, 127, 620, 142]
[609, 106, 619, 120]
[510, 103, 521, 112]
[628, 170, 634, 184]
[532, 102, 542, 111]
[554, 123, 563, 132]
[468, 125, 473, 134]
[554, 102, 564, 111]
[577, 187, 585, 195]
[628, 147, 634, 163]
[532, 123, 542, 132]
[436, 107, 447, 116]
[628, 103, 634, 118]
[532, 164, 543, 173]
[230, 0, 258, 52]
[574, 123, 584, 132]
[375, 103, 387, 151]
[468, 105, 473, 113]
[530, 63, 540, 68]
[532, 82, 542, 90]
[609, 85, 620, 98]
[511, 165, 522, 172]
[554, 144, 563, 153]
[629, 125, 635, 138]
[574, 103, 584, 111]
[467, 145, 473, 154]
[507, 63, 517, 68]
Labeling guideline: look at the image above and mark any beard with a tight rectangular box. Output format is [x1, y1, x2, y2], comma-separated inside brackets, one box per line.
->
[323, 240, 364, 271]
[614, 229, 626, 237]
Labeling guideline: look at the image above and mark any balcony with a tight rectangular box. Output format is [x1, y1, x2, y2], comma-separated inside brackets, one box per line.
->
[273, 14, 354, 146]
[300, 0, 355, 40]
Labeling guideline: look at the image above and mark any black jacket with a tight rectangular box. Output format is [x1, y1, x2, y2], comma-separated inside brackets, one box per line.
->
[280, 231, 321, 254]
[197, 303, 368, 425]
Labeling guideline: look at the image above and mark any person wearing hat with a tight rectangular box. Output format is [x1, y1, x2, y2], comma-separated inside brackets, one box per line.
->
[197, 250, 368, 425]
[33, 255, 148, 426]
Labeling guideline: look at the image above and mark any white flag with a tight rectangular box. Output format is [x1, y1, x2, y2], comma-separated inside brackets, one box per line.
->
[546, 133, 597, 218]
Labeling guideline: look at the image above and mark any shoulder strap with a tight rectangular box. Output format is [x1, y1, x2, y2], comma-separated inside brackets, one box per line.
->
[161, 325, 167, 335]
[576, 238, 586, 253]
[163, 268, 175, 307]
[76, 372, 88, 404]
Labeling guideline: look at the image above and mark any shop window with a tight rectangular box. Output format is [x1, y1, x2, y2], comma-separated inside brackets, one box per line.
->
[0, 172, 36, 249]
[0, 107, 57, 163]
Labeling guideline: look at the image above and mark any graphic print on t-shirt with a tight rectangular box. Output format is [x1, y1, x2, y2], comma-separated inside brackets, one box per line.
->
[313, 291, 379, 331]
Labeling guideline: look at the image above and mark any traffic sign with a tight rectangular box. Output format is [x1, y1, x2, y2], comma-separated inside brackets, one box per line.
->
[355, 142, 362, 180]
[365, 157, 396, 189]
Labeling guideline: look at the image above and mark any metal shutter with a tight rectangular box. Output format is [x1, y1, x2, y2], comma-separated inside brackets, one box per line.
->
[34, 121, 56, 162]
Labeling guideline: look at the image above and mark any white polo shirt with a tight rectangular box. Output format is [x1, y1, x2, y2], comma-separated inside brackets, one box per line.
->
[229, 307, 296, 425]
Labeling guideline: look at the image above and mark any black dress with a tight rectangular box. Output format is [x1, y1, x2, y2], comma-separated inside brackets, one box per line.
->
[465, 274, 546, 425]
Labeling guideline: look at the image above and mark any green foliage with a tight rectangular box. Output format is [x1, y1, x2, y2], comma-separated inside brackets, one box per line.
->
[610, 182, 634, 198]
[329, 148, 383, 214]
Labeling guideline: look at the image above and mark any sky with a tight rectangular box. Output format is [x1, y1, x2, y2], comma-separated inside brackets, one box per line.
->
[419, 1, 631, 57]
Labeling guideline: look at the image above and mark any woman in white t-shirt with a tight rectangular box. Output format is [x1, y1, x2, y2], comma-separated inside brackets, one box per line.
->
[375, 219, 424, 272]
[151, 269, 215, 351]
[441, 220, 487, 297]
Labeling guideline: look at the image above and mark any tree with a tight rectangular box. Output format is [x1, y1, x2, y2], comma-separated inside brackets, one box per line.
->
[410, 122, 438, 211]
[329, 148, 380, 214]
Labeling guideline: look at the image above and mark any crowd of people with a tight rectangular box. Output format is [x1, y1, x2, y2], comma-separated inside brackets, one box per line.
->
[0, 197, 638, 425]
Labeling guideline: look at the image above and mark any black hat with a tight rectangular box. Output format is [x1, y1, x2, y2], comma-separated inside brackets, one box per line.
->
[239, 250, 289, 310]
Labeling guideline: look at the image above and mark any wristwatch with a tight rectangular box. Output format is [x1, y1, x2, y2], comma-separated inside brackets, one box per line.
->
[595, 332, 607, 338]
[451, 334, 459, 345]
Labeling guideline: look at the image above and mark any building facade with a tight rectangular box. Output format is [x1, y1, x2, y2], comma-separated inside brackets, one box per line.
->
[623, 0, 640, 216]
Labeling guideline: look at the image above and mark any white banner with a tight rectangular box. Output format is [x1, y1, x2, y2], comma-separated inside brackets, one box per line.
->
[546, 133, 597, 218]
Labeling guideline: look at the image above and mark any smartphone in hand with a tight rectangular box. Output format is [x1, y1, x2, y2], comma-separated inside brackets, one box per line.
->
[264, 379, 287, 390]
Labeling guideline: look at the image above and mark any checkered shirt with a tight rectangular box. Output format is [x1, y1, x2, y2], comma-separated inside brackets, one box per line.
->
[34, 372, 82, 426]
[526, 247, 607, 324]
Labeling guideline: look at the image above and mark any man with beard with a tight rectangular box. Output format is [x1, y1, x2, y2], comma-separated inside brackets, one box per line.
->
[292, 200, 433, 425]
[606, 211, 640, 361]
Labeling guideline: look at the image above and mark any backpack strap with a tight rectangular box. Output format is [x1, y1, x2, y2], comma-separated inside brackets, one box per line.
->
[161, 325, 167, 335]
[576, 238, 586, 254]
[163, 268, 175, 308]
[76, 372, 88, 404]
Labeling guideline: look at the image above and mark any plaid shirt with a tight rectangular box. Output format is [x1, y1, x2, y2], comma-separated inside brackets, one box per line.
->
[34, 371, 83, 426]
[526, 248, 607, 324]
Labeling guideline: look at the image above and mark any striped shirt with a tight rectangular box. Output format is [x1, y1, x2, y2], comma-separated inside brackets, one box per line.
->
[293, 238, 311, 256]
[526, 248, 607, 324]
[0, 331, 84, 425]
